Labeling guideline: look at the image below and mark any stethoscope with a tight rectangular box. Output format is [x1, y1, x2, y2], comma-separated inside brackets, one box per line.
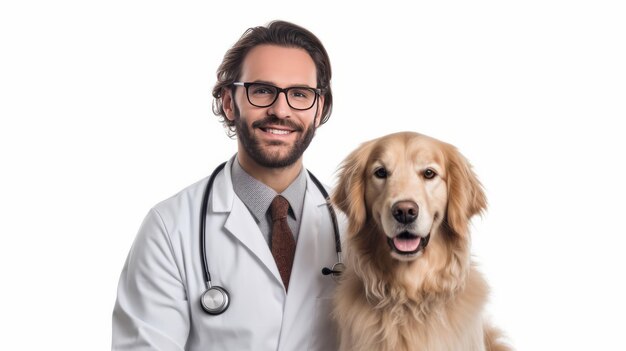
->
[199, 162, 344, 315]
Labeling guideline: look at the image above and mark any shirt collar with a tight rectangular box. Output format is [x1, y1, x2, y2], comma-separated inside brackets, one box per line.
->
[231, 156, 307, 222]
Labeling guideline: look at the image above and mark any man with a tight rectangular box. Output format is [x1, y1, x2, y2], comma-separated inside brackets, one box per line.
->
[112, 20, 342, 350]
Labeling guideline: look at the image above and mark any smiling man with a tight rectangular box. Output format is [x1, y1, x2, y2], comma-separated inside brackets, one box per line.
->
[112, 21, 341, 350]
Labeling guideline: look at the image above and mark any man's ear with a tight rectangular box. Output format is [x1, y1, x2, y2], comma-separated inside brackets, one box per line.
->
[314, 96, 324, 128]
[222, 88, 236, 122]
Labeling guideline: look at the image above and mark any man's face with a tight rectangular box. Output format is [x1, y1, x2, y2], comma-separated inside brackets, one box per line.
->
[224, 45, 323, 169]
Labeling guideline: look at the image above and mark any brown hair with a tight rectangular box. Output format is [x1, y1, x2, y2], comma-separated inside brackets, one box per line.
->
[211, 20, 333, 135]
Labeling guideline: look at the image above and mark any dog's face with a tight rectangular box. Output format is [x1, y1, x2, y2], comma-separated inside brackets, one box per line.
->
[365, 135, 448, 261]
[333, 132, 486, 262]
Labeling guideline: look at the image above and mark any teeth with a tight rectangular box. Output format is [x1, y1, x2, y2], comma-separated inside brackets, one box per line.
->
[266, 128, 290, 135]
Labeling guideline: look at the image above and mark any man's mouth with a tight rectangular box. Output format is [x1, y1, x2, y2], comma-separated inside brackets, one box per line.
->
[387, 231, 431, 255]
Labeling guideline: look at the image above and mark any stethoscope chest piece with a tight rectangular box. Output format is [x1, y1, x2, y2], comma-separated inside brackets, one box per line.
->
[201, 285, 230, 315]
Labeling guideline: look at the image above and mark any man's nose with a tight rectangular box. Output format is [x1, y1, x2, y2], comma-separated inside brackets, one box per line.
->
[267, 91, 291, 118]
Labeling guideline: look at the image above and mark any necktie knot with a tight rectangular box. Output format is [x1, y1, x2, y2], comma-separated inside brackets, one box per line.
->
[270, 195, 290, 221]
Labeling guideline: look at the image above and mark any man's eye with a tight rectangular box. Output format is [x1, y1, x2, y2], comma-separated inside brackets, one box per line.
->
[290, 89, 310, 99]
[374, 167, 388, 179]
[251, 86, 275, 95]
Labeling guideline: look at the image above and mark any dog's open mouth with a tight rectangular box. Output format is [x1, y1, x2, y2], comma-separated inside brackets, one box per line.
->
[387, 232, 431, 255]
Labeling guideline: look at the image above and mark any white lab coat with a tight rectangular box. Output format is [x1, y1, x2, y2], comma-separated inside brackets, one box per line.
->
[113, 157, 344, 351]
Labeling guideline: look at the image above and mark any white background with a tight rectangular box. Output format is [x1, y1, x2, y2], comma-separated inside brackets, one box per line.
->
[1, 0, 625, 350]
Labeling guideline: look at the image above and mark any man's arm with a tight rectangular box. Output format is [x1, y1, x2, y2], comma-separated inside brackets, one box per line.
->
[112, 209, 190, 351]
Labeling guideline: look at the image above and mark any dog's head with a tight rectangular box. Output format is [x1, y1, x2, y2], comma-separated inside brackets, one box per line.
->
[332, 132, 486, 263]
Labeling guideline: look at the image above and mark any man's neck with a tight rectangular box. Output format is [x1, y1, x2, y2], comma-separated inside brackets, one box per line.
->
[236, 152, 303, 194]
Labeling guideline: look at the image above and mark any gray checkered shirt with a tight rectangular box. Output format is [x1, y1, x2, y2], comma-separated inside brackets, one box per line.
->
[231, 156, 307, 246]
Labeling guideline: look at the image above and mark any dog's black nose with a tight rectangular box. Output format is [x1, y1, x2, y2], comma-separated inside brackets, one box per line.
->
[392, 201, 419, 224]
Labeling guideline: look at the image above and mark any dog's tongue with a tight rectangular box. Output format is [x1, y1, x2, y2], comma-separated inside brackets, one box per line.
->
[393, 236, 421, 252]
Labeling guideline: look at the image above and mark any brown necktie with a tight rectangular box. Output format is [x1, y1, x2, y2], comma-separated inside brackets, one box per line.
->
[270, 195, 296, 291]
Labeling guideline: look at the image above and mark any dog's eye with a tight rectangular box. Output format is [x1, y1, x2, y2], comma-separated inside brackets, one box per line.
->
[374, 167, 388, 179]
[423, 168, 437, 179]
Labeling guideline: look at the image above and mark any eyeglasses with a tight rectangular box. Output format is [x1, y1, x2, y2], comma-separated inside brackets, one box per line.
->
[232, 82, 321, 111]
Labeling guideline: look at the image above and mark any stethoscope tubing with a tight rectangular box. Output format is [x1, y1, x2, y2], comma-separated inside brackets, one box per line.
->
[303, 170, 342, 257]
[200, 162, 226, 287]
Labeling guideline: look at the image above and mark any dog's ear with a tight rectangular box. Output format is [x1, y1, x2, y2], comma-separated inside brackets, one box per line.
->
[332, 140, 376, 235]
[444, 144, 487, 237]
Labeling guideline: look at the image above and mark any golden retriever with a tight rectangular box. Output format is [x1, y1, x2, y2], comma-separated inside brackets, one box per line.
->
[331, 132, 511, 351]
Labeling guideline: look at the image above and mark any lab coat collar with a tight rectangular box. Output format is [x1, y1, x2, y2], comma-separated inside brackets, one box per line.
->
[208, 156, 236, 213]
[305, 171, 329, 208]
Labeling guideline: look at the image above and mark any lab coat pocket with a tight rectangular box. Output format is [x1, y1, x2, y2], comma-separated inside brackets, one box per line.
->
[308, 296, 338, 351]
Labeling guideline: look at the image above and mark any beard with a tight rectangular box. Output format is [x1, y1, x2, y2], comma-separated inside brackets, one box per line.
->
[233, 103, 317, 168]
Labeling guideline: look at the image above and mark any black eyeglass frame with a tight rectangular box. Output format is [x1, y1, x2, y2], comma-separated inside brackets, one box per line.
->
[232, 81, 322, 111]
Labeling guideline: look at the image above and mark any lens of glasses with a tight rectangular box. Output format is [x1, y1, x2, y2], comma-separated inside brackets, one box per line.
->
[247, 83, 317, 110]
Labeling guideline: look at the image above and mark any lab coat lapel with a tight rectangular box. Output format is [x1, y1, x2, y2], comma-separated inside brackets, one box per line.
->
[213, 158, 283, 287]
[287, 174, 328, 299]
[223, 199, 282, 285]
[278, 177, 328, 349]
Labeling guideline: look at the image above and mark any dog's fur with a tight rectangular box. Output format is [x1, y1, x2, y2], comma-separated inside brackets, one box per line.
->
[331, 132, 510, 351]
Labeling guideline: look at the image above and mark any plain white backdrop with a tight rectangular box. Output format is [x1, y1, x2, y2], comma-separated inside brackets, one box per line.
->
[1, 0, 625, 349]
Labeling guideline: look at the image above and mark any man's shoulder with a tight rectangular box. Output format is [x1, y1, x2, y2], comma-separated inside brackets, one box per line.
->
[151, 176, 211, 217]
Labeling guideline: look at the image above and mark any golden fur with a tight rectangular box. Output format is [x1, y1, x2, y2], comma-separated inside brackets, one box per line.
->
[331, 132, 511, 351]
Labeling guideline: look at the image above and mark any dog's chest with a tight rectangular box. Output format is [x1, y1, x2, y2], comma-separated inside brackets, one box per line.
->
[342, 294, 486, 351]
[393, 309, 486, 351]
